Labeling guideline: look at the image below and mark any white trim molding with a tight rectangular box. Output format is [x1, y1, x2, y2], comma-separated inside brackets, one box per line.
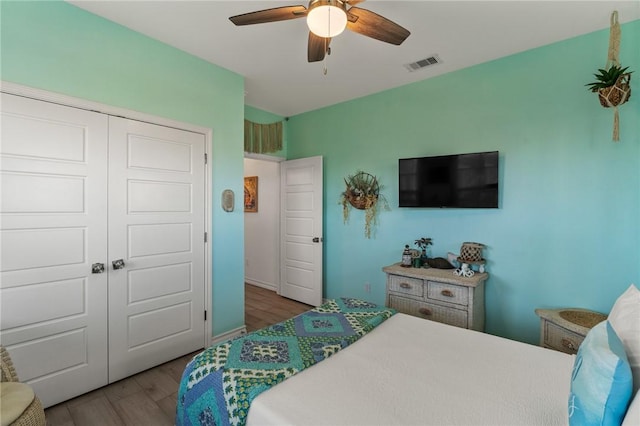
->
[244, 152, 285, 162]
[211, 326, 247, 345]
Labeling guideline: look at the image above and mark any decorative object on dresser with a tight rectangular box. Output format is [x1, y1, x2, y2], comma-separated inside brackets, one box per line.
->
[425, 257, 455, 269]
[414, 237, 433, 264]
[383, 263, 488, 331]
[535, 308, 607, 354]
[401, 245, 413, 267]
[456, 241, 487, 274]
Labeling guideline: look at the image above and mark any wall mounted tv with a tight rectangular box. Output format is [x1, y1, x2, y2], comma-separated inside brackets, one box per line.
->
[399, 151, 499, 208]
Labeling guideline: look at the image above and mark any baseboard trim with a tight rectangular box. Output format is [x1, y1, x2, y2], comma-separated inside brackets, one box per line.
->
[211, 326, 247, 345]
[245, 279, 277, 292]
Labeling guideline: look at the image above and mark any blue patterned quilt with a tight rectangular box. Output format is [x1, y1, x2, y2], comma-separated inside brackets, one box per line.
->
[176, 298, 395, 426]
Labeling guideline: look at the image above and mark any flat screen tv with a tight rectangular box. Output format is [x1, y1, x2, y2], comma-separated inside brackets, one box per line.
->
[399, 151, 499, 208]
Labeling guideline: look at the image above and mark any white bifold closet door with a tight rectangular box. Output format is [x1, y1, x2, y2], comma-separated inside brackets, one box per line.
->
[107, 116, 205, 383]
[0, 93, 206, 407]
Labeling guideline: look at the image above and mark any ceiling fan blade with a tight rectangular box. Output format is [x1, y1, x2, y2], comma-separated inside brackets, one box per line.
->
[308, 32, 331, 62]
[229, 5, 307, 26]
[346, 7, 410, 45]
[346, 0, 366, 5]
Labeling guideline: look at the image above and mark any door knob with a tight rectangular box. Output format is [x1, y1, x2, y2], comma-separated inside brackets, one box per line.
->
[92, 263, 105, 274]
[312, 237, 323, 243]
[112, 259, 126, 270]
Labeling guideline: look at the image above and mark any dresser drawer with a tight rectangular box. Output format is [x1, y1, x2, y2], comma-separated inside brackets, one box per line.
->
[427, 281, 468, 306]
[543, 321, 585, 354]
[388, 275, 424, 298]
[389, 295, 468, 329]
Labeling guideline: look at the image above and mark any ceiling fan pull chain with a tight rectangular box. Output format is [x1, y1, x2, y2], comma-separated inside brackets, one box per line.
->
[324, 9, 330, 75]
[323, 36, 328, 75]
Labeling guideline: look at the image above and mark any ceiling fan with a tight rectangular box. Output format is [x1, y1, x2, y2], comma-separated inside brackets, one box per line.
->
[229, 0, 410, 63]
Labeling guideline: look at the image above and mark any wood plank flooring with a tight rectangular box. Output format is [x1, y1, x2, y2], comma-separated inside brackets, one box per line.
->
[244, 283, 312, 332]
[44, 284, 312, 426]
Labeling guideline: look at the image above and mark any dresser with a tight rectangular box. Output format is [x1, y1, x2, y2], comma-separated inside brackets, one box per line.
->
[535, 308, 607, 354]
[383, 263, 488, 331]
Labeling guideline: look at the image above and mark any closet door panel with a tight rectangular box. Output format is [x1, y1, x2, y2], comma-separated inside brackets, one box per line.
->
[107, 116, 206, 382]
[0, 93, 109, 408]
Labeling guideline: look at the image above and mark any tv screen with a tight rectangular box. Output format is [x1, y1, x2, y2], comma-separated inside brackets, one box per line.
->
[399, 151, 499, 208]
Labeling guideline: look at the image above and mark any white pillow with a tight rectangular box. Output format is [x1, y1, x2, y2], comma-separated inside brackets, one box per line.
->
[622, 392, 640, 426]
[609, 284, 640, 397]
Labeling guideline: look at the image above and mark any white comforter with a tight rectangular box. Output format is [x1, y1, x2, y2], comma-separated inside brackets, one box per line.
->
[247, 313, 574, 425]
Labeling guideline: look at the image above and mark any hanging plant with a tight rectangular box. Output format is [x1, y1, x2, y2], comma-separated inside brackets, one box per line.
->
[586, 10, 633, 142]
[339, 170, 390, 239]
[586, 65, 632, 107]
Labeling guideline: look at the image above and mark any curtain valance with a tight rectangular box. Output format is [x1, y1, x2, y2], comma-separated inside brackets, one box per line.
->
[244, 119, 283, 154]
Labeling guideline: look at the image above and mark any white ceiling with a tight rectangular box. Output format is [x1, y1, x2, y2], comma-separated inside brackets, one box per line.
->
[68, 1, 639, 117]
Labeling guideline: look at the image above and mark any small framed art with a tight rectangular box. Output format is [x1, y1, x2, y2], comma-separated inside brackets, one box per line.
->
[244, 176, 258, 212]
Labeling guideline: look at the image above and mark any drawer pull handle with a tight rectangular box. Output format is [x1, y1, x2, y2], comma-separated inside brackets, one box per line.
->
[561, 338, 576, 350]
[441, 290, 454, 297]
[399, 283, 412, 289]
[418, 308, 432, 316]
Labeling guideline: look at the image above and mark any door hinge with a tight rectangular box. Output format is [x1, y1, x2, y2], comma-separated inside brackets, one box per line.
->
[204, 232, 208, 243]
[204, 153, 208, 164]
[204, 310, 207, 321]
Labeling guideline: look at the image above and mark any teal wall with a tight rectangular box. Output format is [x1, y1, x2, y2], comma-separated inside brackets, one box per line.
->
[1, 1, 246, 337]
[287, 21, 640, 344]
[244, 105, 288, 158]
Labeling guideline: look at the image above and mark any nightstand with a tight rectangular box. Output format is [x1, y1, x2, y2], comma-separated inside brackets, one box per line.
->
[535, 308, 607, 354]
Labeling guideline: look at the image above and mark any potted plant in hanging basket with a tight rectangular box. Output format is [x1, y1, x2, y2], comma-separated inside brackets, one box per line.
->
[586, 64, 633, 108]
[339, 170, 390, 239]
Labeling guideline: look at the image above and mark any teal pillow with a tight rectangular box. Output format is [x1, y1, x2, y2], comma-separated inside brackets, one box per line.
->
[569, 321, 633, 426]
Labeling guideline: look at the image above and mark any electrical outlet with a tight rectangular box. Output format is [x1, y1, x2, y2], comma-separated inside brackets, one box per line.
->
[364, 282, 371, 293]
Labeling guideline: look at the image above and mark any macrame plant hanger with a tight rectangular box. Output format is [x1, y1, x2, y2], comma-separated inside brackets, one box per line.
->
[601, 11, 631, 142]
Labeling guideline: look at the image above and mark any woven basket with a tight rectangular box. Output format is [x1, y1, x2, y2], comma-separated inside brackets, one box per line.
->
[344, 172, 380, 210]
[346, 190, 378, 210]
[559, 310, 607, 329]
[598, 73, 632, 107]
[459, 242, 485, 262]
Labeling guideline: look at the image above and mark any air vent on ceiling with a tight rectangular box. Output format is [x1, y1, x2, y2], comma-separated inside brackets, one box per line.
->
[404, 55, 442, 72]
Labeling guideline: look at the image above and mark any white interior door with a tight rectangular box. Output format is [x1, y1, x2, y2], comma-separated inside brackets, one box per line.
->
[279, 156, 323, 306]
[0, 93, 109, 407]
[107, 117, 206, 382]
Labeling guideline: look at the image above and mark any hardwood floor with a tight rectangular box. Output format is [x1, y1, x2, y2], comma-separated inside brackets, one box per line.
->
[244, 283, 312, 332]
[44, 284, 312, 426]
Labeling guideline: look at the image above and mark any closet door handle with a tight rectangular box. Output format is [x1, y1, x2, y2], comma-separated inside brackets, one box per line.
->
[112, 259, 126, 270]
[92, 263, 105, 274]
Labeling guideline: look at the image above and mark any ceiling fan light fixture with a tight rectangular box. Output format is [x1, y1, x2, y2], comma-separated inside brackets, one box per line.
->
[307, 0, 347, 38]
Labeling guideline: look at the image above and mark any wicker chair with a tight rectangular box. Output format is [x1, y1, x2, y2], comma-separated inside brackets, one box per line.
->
[0, 346, 46, 426]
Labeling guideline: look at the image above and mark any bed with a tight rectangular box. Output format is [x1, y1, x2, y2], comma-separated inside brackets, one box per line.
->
[176, 288, 640, 426]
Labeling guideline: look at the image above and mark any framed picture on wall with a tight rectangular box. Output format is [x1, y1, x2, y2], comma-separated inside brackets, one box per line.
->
[244, 176, 258, 212]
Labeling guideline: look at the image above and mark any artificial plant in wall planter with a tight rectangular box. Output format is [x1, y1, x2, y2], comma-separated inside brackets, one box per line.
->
[586, 11, 633, 142]
[340, 170, 390, 239]
[586, 65, 632, 106]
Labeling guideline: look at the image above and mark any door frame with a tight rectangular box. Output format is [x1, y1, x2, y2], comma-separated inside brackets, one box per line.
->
[1, 81, 214, 348]
[243, 153, 285, 294]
